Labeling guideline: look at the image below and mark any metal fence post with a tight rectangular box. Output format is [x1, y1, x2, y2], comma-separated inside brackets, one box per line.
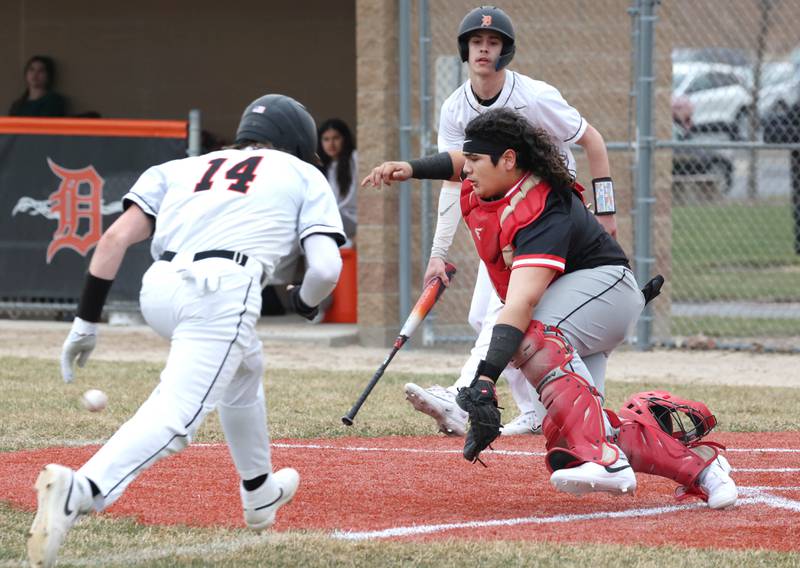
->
[187, 109, 202, 157]
[398, 0, 412, 325]
[419, 0, 437, 346]
[634, 0, 657, 349]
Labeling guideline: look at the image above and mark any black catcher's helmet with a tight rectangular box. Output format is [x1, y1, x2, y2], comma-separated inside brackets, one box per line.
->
[235, 94, 317, 164]
[457, 5, 515, 71]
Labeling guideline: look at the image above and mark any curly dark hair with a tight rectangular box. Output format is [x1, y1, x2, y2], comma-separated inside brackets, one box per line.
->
[464, 108, 575, 195]
[317, 118, 356, 198]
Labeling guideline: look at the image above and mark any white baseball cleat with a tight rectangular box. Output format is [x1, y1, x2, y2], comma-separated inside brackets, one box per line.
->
[27, 464, 93, 568]
[698, 457, 738, 510]
[404, 383, 468, 436]
[500, 411, 542, 436]
[715, 453, 732, 475]
[550, 454, 637, 496]
[241, 468, 300, 530]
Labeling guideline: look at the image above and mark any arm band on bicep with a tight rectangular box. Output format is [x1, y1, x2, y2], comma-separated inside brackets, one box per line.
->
[408, 152, 454, 180]
[478, 324, 525, 381]
[592, 177, 616, 215]
[76, 273, 114, 322]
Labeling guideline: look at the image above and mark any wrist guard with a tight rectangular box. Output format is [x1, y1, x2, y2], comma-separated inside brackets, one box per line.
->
[592, 177, 616, 215]
[77, 273, 114, 323]
[288, 286, 319, 321]
[481, 323, 525, 380]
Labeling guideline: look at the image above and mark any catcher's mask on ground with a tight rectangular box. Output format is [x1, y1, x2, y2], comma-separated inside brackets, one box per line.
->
[619, 390, 717, 444]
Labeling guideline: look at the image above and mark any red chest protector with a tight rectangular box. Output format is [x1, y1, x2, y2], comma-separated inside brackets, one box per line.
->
[460, 174, 585, 301]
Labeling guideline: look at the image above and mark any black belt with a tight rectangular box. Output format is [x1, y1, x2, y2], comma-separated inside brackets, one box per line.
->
[159, 249, 249, 267]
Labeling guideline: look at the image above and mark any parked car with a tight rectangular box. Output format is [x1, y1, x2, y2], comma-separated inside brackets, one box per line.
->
[758, 62, 800, 131]
[672, 47, 753, 67]
[671, 100, 733, 197]
[672, 62, 753, 140]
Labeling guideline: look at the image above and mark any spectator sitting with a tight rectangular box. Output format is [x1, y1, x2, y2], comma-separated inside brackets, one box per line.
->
[317, 118, 357, 243]
[8, 55, 68, 117]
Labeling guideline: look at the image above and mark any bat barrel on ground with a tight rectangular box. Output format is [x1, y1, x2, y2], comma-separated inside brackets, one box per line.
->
[341, 263, 456, 426]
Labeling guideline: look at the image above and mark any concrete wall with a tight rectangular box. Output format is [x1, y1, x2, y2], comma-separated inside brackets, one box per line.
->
[0, 0, 356, 143]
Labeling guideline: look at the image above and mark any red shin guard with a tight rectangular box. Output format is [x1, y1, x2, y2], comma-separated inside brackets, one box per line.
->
[512, 321, 618, 472]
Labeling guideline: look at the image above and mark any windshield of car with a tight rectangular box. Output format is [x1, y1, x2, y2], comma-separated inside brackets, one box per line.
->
[761, 64, 793, 87]
[673, 71, 687, 91]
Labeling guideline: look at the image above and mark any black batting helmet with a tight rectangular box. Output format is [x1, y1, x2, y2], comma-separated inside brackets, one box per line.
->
[235, 94, 317, 164]
[457, 6, 515, 71]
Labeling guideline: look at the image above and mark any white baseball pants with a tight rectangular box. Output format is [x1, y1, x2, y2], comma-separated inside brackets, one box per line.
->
[80, 255, 271, 509]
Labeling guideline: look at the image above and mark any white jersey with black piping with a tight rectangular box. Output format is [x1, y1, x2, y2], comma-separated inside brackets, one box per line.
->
[123, 147, 345, 283]
[437, 70, 586, 177]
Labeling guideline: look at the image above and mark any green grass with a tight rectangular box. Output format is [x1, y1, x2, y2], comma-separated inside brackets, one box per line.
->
[1, 358, 798, 452]
[2, 356, 799, 566]
[672, 201, 800, 302]
[671, 316, 800, 338]
[2, 500, 798, 567]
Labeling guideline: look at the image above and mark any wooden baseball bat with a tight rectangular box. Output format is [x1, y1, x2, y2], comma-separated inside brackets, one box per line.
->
[341, 263, 456, 426]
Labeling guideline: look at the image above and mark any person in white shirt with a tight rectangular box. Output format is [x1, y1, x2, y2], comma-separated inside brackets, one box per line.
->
[318, 118, 358, 243]
[28, 94, 345, 568]
[363, 6, 619, 439]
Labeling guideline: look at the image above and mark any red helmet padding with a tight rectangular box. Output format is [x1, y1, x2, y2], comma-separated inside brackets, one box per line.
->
[618, 390, 717, 444]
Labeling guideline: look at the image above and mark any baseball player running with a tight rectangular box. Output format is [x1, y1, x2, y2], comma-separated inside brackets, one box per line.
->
[365, 6, 619, 438]
[28, 94, 345, 567]
[364, 107, 737, 508]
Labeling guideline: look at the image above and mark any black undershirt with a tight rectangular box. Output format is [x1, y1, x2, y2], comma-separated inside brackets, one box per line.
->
[472, 87, 501, 107]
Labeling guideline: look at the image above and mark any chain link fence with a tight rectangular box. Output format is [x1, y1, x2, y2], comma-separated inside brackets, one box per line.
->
[657, 0, 800, 351]
[419, 0, 800, 352]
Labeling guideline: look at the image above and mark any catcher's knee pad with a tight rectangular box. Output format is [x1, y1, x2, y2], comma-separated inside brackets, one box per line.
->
[616, 421, 719, 499]
[511, 321, 616, 472]
[510, 321, 568, 391]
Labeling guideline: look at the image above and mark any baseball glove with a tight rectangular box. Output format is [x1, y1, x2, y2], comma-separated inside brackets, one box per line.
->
[456, 379, 501, 464]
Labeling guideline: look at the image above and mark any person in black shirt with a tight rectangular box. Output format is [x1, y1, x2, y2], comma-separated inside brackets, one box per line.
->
[8, 55, 67, 117]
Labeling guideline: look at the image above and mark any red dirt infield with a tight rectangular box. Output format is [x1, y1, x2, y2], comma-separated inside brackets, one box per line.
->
[2, 432, 798, 551]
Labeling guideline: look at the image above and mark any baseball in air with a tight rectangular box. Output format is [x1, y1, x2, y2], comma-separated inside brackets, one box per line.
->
[81, 389, 108, 412]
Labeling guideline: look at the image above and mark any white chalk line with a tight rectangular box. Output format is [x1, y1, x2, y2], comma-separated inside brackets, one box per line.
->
[2, 442, 796, 565]
[9, 492, 793, 567]
[19, 440, 800, 456]
[331, 489, 800, 542]
[3, 489, 798, 567]
[726, 448, 800, 453]
[272, 442, 543, 457]
[740, 485, 800, 491]
[267, 442, 800, 458]
[735, 468, 800, 473]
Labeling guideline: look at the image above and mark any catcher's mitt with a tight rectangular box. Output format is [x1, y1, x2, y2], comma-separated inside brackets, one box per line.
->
[456, 379, 501, 464]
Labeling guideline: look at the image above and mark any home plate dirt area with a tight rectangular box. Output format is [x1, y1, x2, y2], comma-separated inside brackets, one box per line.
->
[2, 432, 798, 551]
